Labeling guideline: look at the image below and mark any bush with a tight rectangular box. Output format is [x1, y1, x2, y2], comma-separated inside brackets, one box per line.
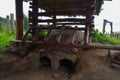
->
[92, 29, 120, 45]
[0, 26, 15, 46]
[26, 30, 48, 40]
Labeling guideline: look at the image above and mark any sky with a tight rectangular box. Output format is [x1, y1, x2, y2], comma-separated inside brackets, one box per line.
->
[0, 0, 120, 32]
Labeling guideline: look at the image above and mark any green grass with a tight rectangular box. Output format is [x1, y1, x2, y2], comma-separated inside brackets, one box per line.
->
[0, 26, 15, 46]
[92, 29, 120, 45]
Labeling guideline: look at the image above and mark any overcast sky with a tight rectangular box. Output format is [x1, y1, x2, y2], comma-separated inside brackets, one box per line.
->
[0, 0, 120, 32]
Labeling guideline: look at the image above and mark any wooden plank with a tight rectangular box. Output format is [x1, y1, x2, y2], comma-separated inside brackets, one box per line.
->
[11, 40, 120, 50]
[31, 0, 38, 35]
[37, 2, 93, 9]
[29, 25, 85, 30]
[29, 11, 94, 16]
[56, 25, 65, 43]
[39, 26, 85, 30]
[72, 26, 78, 44]
[84, 26, 90, 45]
[56, 22, 85, 25]
[30, 18, 88, 23]
[53, 15, 56, 27]
[44, 25, 53, 42]
[22, 28, 32, 42]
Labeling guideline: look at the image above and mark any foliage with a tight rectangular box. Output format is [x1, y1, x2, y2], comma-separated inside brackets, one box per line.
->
[0, 25, 15, 46]
[23, 14, 29, 31]
[27, 30, 48, 40]
[0, 17, 6, 25]
[92, 29, 120, 45]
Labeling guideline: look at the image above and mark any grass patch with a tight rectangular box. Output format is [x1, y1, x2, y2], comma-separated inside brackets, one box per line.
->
[0, 26, 15, 46]
[92, 29, 120, 45]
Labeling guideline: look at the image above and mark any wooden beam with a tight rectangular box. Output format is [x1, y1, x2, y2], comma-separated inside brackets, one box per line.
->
[11, 40, 120, 50]
[29, 18, 88, 23]
[53, 15, 56, 27]
[31, 0, 38, 35]
[40, 11, 93, 16]
[15, 0, 23, 40]
[56, 22, 85, 25]
[40, 26, 85, 30]
[84, 26, 90, 45]
[37, 2, 93, 9]
[29, 11, 94, 16]
[29, 25, 85, 30]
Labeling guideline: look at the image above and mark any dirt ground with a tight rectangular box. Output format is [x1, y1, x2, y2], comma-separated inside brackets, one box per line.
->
[0, 48, 120, 80]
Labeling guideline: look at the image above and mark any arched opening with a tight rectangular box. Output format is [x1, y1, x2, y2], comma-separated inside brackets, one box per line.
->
[40, 56, 51, 67]
[59, 59, 76, 73]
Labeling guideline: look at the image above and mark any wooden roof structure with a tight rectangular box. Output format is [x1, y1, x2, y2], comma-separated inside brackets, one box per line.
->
[12, 0, 120, 55]
[24, 0, 104, 15]
[15, 0, 111, 45]
[32, 0, 103, 15]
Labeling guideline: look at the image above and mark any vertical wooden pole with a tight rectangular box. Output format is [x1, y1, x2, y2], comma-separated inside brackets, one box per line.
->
[53, 15, 56, 27]
[6, 15, 10, 29]
[103, 19, 106, 34]
[110, 23, 113, 34]
[84, 25, 89, 45]
[10, 13, 15, 30]
[15, 0, 23, 40]
[89, 24, 94, 44]
[32, 0, 38, 35]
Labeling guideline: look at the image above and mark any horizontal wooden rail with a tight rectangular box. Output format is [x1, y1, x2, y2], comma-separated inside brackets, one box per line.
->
[29, 25, 86, 30]
[11, 40, 120, 50]
[29, 18, 94, 23]
[56, 22, 85, 25]
[29, 11, 94, 16]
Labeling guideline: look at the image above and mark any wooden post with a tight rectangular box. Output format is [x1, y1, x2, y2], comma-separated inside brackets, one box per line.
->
[6, 15, 10, 29]
[15, 0, 23, 40]
[110, 22, 113, 34]
[10, 13, 15, 30]
[103, 20, 106, 34]
[84, 25, 89, 45]
[32, 0, 38, 35]
[53, 14, 56, 27]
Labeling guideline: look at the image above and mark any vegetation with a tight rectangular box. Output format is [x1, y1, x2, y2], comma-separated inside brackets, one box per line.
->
[92, 29, 120, 45]
[23, 14, 29, 31]
[0, 26, 15, 46]
[0, 16, 15, 46]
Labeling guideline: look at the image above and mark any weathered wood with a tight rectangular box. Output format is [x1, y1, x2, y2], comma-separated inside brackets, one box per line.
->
[10, 13, 15, 30]
[56, 25, 65, 43]
[72, 26, 78, 44]
[15, 0, 23, 40]
[30, 18, 88, 23]
[31, 0, 38, 35]
[36, 2, 93, 9]
[11, 40, 120, 50]
[6, 15, 10, 29]
[35, 11, 94, 16]
[56, 22, 85, 25]
[103, 19, 113, 34]
[32, 27, 42, 43]
[44, 25, 53, 42]
[84, 26, 89, 45]
[53, 15, 56, 27]
[22, 28, 32, 42]
[33, 26, 85, 30]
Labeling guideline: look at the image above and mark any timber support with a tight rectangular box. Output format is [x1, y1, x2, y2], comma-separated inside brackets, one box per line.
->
[15, 0, 23, 40]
